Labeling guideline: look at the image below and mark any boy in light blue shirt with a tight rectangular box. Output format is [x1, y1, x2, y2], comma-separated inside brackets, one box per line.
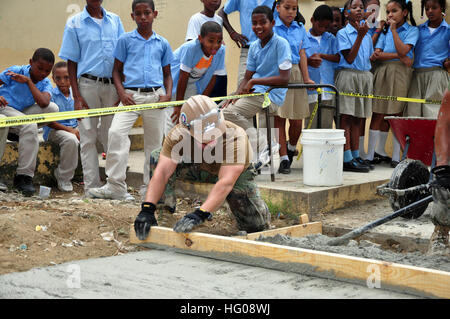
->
[219, 0, 274, 84]
[43, 62, 80, 192]
[165, 21, 226, 134]
[59, 0, 125, 193]
[223, 6, 291, 166]
[88, 0, 174, 200]
[0, 48, 59, 196]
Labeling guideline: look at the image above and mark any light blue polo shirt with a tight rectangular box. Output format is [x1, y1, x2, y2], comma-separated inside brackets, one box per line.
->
[171, 39, 226, 96]
[413, 20, 450, 69]
[59, 6, 125, 78]
[223, 0, 275, 44]
[337, 23, 374, 71]
[114, 30, 174, 88]
[273, 16, 310, 65]
[376, 22, 419, 60]
[0, 65, 53, 112]
[247, 33, 292, 106]
[305, 31, 338, 96]
[43, 87, 78, 141]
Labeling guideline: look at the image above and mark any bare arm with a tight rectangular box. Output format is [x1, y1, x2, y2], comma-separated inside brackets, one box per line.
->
[144, 154, 178, 205]
[244, 68, 291, 92]
[218, 7, 248, 48]
[370, 48, 413, 67]
[200, 164, 245, 212]
[299, 50, 314, 84]
[341, 21, 369, 65]
[320, 53, 340, 63]
[435, 89, 450, 166]
[389, 21, 413, 58]
[160, 65, 173, 103]
[6, 72, 51, 108]
[68, 60, 89, 110]
[202, 75, 217, 97]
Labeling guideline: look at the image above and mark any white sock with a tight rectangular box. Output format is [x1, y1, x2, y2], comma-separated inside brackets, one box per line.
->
[359, 136, 367, 159]
[280, 155, 289, 161]
[366, 130, 379, 161]
[287, 143, 297, 152]
[375, 131, 389, 156]
[392, 136, 401, 162]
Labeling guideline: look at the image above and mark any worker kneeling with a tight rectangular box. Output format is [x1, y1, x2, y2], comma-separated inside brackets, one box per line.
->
[134, 95, 271, 239]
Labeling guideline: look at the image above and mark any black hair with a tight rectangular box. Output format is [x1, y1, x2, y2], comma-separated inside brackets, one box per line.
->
[345, 0, 367, 9]
[387, 0, 416, 26]
[252, 5, 274, 22]
[132, 0, 155, 11]
[32, 48, 55, 64]
[271, 0, 305, 25]
[200, 21, 223, 37]
[52, 61, 68, 73]
[330, 6, 345, 25]
[421, 0, 446, 17]
[313, 5, 333, 22]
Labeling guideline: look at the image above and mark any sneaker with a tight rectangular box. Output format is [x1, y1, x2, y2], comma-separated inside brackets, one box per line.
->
[0, 179, 7, 191]
[278, 159, 291, 174]
[355, 157, 374, 170]
[54, 170, 73, 192]
[343, 159, 370, 173]
[256, 142, 280, 170]
[286, 142, 299, 164]
[13, 174, 35, 196]
[87, 184, 135, 201]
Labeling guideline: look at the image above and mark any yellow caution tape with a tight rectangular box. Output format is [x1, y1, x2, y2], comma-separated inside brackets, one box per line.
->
[0, 92, 268, 128]
[327, 90, 442, 105]
[296, 99, 319, 161]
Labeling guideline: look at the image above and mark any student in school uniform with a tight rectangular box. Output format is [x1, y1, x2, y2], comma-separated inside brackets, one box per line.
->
[368, 0, 418, 168]
[272, 0, 314, 175]
[405, 0, 450, 118]
[59, 0, 125, 194]
[336, 0, 374, 173]
[87, 0, 173, 200]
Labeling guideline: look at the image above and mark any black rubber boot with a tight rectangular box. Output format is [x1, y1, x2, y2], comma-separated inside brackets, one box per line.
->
[13, 175, 35, 197]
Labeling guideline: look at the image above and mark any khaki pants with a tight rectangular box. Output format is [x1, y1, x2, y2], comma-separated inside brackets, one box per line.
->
[105, 89, 166, 194]
[223, 95, 277, 159]
[0, 114, 8, 163]
[0, 103, 59, 177]
[48, 129, 79, 183]
[237, 48, 249, 87]
[77, 77, 118, 190]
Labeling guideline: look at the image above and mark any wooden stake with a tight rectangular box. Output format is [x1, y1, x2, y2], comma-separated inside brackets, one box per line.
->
[233, 222, 322, 240]
[299, 214, 309, 224]
[130, 226, 450, 298]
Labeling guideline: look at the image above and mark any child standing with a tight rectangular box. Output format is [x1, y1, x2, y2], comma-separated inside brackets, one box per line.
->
[43, 62, 80, 192]
[88, 0, 173, 200]
[329, 6, 344, 36]
[0, 48, 59, 195]
[336, 0, 374, 173]
[272, 0, 314, 174]
[222, 5, 291, 166]
[368, 0, 418, 168]
[59, 0, 125, 194]
[405, 0, 450, 118]
[166, 22, 226, 134]
[306, 5, 340, 130]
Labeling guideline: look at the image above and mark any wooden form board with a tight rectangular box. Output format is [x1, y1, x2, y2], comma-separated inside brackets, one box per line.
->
[233, 222, 322, 240]
[130, 226, 450, 298]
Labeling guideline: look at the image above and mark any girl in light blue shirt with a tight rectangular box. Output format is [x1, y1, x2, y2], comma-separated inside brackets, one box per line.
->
[406, 0, 450, 118]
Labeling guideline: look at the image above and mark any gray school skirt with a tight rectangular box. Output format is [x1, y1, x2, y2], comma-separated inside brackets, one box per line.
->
[277, 64, 309, 119]
[372, 61, 413, 115]
[405, 67, 450, 118]
[335, 68, 373, 118]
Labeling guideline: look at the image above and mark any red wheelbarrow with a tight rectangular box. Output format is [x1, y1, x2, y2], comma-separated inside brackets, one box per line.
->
[376, 117, 437, 219]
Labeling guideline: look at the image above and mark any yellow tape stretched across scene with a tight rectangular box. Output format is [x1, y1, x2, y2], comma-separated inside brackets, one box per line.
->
[0, 92, 272, 128]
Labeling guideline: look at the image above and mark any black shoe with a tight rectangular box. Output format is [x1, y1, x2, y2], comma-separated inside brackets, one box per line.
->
[391, 160, 400, 168]
[13, 175, 35, 196]
[343, 159, 370, 173]
[374, 152, 391, 163]
[7, 133, 19, 142]
[355, 157, 374, 170]
[278, 159, 291, 174]
[286, 142, 298, 164]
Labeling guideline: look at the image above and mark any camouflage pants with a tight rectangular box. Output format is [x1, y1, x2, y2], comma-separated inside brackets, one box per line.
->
[150, 147, 271, 232]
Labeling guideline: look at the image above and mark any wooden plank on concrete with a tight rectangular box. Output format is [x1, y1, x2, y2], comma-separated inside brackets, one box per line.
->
[233, 222, 322, 240]
[130, 226, 450, 298]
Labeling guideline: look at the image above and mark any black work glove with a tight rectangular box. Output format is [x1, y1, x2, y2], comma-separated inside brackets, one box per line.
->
[173, 208, 213, 233]
[430, 165, 450, 190]
[134, 202, 158, 240]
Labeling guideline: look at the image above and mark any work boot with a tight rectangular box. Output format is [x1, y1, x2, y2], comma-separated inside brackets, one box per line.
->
[278, 159, 291, 174]
[13, 174, 35, 197]
[427, 225, 450, 256]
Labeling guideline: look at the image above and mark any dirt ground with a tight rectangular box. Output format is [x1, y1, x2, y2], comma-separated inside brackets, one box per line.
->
[0, 183, 297, 275]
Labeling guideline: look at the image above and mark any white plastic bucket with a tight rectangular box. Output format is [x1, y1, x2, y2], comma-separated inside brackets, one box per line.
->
[301, 129, 346, 187]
